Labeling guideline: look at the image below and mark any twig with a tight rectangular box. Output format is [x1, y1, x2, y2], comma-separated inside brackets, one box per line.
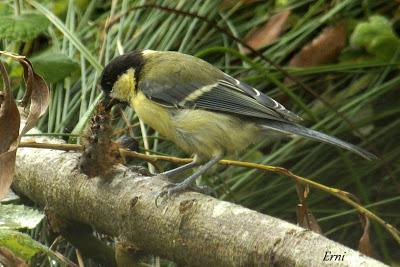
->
[18, 141, 400, 245]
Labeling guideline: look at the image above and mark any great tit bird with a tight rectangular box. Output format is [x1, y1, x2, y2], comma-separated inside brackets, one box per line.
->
[100, 50, 376, 196]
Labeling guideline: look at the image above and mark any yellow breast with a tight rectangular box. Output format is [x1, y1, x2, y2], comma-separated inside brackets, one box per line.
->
[130, 91, 176, 140]
[171, 109, 262, 159]
[130, 91, 262, 160]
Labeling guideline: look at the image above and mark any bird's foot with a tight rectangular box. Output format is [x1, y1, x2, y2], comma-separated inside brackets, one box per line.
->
[155, 182, 215, 206]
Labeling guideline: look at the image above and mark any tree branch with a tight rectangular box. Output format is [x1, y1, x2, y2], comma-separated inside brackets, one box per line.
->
[18, 141, 400, 244]
[13, 140, 386, 266]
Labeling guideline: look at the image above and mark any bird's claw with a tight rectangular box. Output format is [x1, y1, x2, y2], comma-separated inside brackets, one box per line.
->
[155, 184, 178, 206]
[155, 183, 216, 206]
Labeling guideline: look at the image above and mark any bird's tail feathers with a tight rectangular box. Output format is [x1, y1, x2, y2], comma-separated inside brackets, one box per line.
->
[261, 121, 377, 160]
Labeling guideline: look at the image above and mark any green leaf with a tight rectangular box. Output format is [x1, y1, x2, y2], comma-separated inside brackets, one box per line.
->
[0, 2, 13, 16]
[275, 0, 295, 8]
[0, 13, 49, 41]
[369, 35, 400, 60]
[0, 204, 44, 230]
[350, 16, 400, 60]
[30, 51, 80, 83]
[0, 229, 49, 261]
[29, 0, 102, 71]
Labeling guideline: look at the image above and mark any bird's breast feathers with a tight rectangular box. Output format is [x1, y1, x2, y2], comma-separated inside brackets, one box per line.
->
[131, 91, 262, 158]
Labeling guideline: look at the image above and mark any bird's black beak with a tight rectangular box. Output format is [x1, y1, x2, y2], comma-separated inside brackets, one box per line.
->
[103, 95, 127, 111]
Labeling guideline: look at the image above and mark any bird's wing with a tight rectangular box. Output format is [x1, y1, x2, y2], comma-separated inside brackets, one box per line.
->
[140, 68, 301, 122]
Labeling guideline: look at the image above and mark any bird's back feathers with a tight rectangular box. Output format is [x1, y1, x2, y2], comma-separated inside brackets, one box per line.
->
[139, 50, 301, 122]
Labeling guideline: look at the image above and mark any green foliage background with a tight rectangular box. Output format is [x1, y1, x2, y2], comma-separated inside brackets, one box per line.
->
[1, 0, 399, 266]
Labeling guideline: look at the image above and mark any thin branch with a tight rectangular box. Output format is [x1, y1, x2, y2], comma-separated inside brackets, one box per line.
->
[18, 141, 400, 245]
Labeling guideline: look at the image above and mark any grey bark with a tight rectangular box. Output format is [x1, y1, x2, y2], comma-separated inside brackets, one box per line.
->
[13, 142, 386, 267]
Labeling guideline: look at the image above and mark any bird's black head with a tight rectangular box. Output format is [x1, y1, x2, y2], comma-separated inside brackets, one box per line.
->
[100, 50, 144, 96]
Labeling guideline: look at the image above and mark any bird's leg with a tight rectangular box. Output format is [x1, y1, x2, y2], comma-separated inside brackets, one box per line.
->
[157, 155, 222, 201]
[160, 155, 200, 179]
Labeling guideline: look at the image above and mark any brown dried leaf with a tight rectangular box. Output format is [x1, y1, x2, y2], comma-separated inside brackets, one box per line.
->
[0, 51, 49, 136]
[0, 62, 20, 199]
[303, 184, 310, 198]
[19, 59, 49, 136]
[0, 69, 20, 152]
[289, 21, 347, 67]
[0, 150, 18, 200]
[295, 183, 322, 234]
[296, 203, 306, 226]
[244, 10, 291, 53]
[304, 209, 322, 234]
[0, 51, 49, 199]
[344, 192, 376, 257]
[358, 216, 376, 257]
[296, 204, 322, 234]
